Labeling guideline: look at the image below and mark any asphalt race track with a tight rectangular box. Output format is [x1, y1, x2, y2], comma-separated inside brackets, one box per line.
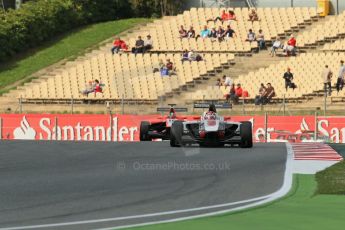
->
[0, 141, 288, 230]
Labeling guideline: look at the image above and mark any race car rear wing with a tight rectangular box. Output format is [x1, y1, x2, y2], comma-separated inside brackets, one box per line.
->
[193, 103, 232, 109]
[157, 105, 188, 112]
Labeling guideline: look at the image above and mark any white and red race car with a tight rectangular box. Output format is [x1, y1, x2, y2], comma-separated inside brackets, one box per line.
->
[170, 105, 253, 148]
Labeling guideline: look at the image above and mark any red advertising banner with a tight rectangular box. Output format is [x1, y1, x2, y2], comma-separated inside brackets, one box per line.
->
[0, 114, 344, 143]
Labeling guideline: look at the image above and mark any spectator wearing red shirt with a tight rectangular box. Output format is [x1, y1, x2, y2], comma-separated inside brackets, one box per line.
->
[235, 83, 243, 97]
[111, 37, 126, 54]
[284, 34, 297, 56]
[207, 10, 229, 24]
[94, 79, 103, 95]
[230, 83, 242, 104]
[120, 41, 128, 51]
[227, 10, 237, 21]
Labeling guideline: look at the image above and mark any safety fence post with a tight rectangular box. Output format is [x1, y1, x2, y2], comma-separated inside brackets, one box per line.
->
[19, 96, 23, 114]
[71, 96, 74, 114]
[264, 112, 268, 143]
[324, 90, 327, 117]
[109, 113, 113, 142]
[283, 94, 286, 116]
[314, 111, 318, 141]
[242, 97, 245, 115]
[54, 116, 58, 141]
[121, 94, 124, 115]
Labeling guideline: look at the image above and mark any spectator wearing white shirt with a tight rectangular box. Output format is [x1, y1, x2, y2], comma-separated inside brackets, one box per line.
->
[336, 60, 345, 93]
[143, 35, 153, 53]
[257, 29, 265, 50]
[270, 38, 281, 57]
[188, 50, 203, 62]
[222, 75, 232, 88]
[245, 29, 256, 42]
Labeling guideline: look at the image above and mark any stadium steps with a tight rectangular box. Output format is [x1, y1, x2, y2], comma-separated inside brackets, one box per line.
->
[164, 51, 283, 105]
[298, 15, 345, 52]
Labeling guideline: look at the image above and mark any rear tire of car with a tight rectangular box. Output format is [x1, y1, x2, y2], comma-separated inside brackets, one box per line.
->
[170, 121, 183, 147]
[140, 121, 151, 141]
[240, 121, 253, 148]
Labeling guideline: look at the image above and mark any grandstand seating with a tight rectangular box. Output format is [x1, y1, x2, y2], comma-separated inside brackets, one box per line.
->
[20, 53, 235, 102]
[297, 11, 345, 48]
[118, 7, 319, 53]
[185, 52, 345, 101]
[10, 7, 329, 105]
[323, 38, 345, 51]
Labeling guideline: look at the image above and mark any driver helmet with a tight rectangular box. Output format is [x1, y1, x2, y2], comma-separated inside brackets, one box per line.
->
[209, 104, 217, 113]
[169, 108, 176, 118]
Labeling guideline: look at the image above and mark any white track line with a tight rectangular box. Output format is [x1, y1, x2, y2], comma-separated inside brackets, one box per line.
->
[98, 143, 294, 230]
[2, 144, 294, 230]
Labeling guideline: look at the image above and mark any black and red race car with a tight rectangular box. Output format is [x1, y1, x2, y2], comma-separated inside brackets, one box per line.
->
[139, 105, 188, 141]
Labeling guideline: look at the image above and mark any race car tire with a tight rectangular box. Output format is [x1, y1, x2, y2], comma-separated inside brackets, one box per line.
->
[170, 121, 183, 147]
[140, 121, 151, 141]
[240, 121, 253, 148]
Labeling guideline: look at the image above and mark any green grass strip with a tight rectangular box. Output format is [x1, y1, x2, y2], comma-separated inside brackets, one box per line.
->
[127, 175, 345, 230]
[0, 18, 151, 95]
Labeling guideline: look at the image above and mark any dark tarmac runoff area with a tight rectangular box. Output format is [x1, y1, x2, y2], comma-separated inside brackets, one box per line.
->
[0, 141, 287, 230]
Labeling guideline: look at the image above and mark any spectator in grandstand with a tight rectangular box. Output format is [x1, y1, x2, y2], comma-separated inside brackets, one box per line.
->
[245, 29, 256, 42]
[196, 26, 210, 40]
[216, 26, 225, 42]
[222, 75, 232, 88]
[257, 29, 265, 50]
[179, 25, 188, 38]
[207, 9, 228, 24]
[143, 35, 153, 53]
[336, 60, 345, 92]
[187, 26, 196, 38]
[209, 27, 218, 42]
[255, 83, 267, 105]
[188, 50, 203, 62]
[153, 59, 165, 74]
[323, 65, 333, 96]
[81, 80, 104, 97]
[284, 34, 297, 56]
[156, 59, 169, 76]
[270, 38, 281, 57]
[216, 78, 222, 87]
[262, 83, 276, 104]
[166, 58, 176, 76]
[248, 9, 259, 22]
[224, 25, 236, 39]
[227, 10, 237, 22]
[181, 49, 189, 62]
[227, 83, 236, 102]
[283, 68, 296, 91]
[111, 37, 126, 54]
[80, 80, 95, 96]
[259, 83, 266, 96]
[132, 36, 145, 54]
[93, 79, 103, 95]
[231, 83, 243, 104]
[236, 83, 243, 97]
